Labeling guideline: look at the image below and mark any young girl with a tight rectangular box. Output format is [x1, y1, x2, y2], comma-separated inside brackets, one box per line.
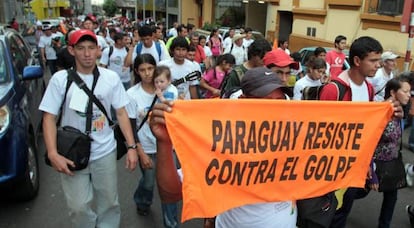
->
[126, 54, 177, 222]
[154, 65, 178, 102]
[200, 53, 235, 98]
[372, 76, 411, 228]
[208, 28, 222, 58]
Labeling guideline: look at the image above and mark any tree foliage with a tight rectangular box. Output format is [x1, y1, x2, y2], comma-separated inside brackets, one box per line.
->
[103, 0, 118, 17]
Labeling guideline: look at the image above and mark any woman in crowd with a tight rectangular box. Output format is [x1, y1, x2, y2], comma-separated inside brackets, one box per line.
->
[200, 53, 235, 98]
[372, 76, 411, 228]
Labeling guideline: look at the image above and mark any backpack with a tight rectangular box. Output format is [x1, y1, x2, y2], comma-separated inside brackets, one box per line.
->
[220, 66, 245, 98]
[107, 46, 129, 67]
[135, 41, 162, 61]
[301, 80, 346, 100]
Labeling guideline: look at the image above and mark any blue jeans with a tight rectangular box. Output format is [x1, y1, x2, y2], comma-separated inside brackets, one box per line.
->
[378, 190, 398, 228]
[134, 154, 157, 210]
[60, 151, 120, 228]
[134, 153, 179, 227]
[162, 202, 179, 228]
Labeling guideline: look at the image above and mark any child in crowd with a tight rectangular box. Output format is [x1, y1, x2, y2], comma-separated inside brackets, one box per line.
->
[200, 53, 235, 98]
[293, 57, 326, 100]
[154, 65, 178, 101]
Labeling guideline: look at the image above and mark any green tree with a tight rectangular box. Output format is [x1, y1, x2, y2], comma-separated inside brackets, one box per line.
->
[103, 0, 118, 17]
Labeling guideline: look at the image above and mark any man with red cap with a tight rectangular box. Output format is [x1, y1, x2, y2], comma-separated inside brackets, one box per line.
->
[263, 48, 299, 86]
[39, 29, 138, 228]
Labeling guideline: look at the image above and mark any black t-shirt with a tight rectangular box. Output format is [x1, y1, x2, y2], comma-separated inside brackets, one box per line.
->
[56, 47, 75, 70]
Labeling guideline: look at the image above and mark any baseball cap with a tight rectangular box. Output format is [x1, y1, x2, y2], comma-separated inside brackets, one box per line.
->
[241, 67, 285, 97]
[381, 51, 399, 61]
[42, 24, 52, 31]
[69, 29, 97, 46]
[84, 14, 97, 23]
[232, 33, 246, 42]
[263, 49, 299, 70]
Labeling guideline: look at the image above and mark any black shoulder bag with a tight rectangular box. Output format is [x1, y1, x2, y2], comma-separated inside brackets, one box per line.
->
[45, 67, 98, 171]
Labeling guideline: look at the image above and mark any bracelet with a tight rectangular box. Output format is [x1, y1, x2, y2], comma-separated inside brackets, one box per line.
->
[127, 144, 137, 150]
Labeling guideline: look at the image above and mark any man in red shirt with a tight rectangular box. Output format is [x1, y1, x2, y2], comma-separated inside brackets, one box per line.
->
[326, 35, 347, 78]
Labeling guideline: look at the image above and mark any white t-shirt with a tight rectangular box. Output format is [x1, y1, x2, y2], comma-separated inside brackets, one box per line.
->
[126, 83, 157, 154]
[223, 37, 233, 51]
[216, 201, 297, 228]
[204, 46, 213, 57]
[293, 75, 323, 100]
[38, 35, 57, 60]
[100, 46, 131, 83]
[97, 35, 109, 50]
[39, 67, 130, 161]
[158, 58, 200, 100]
[131, 41, 171, 64]
[367, 67, 394, 101]
[224, 44, 247, 66]
[243, 38, 254, 48]
[350, 79, 369, 101]
[161, 84, 179, 101]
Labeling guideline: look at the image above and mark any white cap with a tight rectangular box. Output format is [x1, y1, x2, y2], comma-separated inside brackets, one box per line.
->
[381, 51, 399, 61]
[36, 21, 42, 26]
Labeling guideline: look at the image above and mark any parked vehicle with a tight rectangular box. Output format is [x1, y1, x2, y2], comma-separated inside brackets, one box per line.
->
[218, 27, 265, 40]
[0, 26, 44, 201]
[297, 46, 350, 73]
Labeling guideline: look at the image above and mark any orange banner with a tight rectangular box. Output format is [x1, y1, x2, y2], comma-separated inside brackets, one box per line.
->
[165, 99, 393, 222]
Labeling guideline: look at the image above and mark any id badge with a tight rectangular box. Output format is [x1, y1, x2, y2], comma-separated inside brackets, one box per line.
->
[69, 86, 89, 113]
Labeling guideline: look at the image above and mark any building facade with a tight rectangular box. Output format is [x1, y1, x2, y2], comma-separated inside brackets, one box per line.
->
[263, 0, 412, 70]
[0, 0, 25, 25]
[30, 0, 70, 20]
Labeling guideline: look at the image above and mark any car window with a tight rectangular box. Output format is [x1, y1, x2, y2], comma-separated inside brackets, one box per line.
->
[0, 42, 9, 84]
[8, 34, 30, 75]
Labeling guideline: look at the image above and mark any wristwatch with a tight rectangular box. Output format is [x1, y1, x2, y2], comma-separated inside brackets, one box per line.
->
[127, 144, 137, 150]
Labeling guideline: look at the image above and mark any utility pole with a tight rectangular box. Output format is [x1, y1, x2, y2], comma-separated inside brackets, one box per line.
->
[402, 0, 414, 72]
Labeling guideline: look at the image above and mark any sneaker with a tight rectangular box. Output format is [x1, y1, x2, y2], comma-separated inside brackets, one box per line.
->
[406, 163, 414, 187]
[406, 205, 414, 228]
[136, 207, 149, 216]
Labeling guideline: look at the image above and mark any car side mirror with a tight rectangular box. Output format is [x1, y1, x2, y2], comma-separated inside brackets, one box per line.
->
[22, 66, 43, 80]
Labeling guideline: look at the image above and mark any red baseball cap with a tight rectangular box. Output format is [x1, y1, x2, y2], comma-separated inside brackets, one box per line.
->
[69, 29, 97, 46]
[263, 49, 299, 70]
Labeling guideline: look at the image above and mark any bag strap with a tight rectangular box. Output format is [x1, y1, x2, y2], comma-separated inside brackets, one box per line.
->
[67, 67, 99, 134]
[57, 77, 73, 126]
[137, 70, 201, 131]
[331, 80, 346, 101]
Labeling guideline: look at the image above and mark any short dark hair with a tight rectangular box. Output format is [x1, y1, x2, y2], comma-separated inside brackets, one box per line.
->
[248, 38, 272, 60]
[138, 25, 153, 37]
[306, 56, 326, 71]
[217, 53, 236, 66]
[177, 24, 187, 34]
[170, 36, 189, 51]
[113, 32, 124, 42]
[334, 35, 347, 44]
[278, 38, 288, 47]
[349, 36, 383, 67]
[314, 47, 326, 57]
